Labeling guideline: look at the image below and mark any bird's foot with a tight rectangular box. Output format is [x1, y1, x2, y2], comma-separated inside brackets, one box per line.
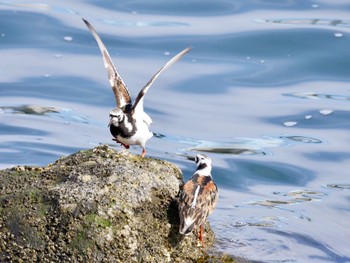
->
[141, 149, 146, 158]
[112, 138, 130, 149]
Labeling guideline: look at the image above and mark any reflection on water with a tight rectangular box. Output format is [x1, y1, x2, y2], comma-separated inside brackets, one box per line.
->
[1, 0, 350, 262]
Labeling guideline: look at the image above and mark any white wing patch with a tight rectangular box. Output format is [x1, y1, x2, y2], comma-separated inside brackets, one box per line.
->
[184, 217, 195, 229]
[142, 112, 152, 126]
[191, 185, 201, 208]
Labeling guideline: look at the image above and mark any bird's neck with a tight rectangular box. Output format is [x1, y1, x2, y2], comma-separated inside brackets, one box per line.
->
[194, 163, 212, 176]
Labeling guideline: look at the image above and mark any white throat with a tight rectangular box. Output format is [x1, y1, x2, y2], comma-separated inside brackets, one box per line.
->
[194, 163, 212, 176]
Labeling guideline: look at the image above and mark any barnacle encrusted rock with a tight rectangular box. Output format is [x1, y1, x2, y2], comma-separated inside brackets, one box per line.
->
[0, 145, 220, 262]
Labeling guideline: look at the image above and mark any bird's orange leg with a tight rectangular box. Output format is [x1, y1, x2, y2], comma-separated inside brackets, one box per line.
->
[199, 225, 205, 247]
[141, 149, 146, 158]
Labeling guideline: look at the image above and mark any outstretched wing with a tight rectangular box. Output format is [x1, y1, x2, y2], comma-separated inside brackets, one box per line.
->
[132, 47, 192, 116]
[83, 18, 131, 109]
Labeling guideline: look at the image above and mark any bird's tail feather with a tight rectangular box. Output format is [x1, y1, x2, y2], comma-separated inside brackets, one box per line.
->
[179, 219, 195, 235]
[179, 225, 194, 235]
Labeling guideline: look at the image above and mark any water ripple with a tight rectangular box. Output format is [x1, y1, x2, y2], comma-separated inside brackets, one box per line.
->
[285, 92, 350, 102]
[263, 229, 350, 263]
[0, 104, 90, 124]
[1, 104, 60, 115]
[0, 1, 79, 15]
[326, 184, 350, 190]
[268, 110, 350, 129]
[256, 18, 350, 29]
[249, 189, 326, 208]
[102, 19, 189, 27]
[155, 133, 323, 156]
[0, 141, 81, 167]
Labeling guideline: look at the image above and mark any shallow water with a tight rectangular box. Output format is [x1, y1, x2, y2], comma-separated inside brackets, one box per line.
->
[1, 1, 350, 262]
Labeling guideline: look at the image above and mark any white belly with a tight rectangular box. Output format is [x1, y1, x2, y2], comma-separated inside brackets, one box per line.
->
[117, 120, 153, 148]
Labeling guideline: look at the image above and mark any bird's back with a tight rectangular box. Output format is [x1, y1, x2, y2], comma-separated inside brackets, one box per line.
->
[179, 174, 218, 235]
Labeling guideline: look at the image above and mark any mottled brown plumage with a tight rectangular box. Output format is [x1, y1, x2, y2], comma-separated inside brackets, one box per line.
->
[179, 154, 218, 246]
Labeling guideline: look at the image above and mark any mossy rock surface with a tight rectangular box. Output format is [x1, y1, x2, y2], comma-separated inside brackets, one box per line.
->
[0, 145, 236, 262]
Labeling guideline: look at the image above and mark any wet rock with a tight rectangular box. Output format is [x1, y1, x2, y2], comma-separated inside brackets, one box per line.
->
[0, 145, 232, 262]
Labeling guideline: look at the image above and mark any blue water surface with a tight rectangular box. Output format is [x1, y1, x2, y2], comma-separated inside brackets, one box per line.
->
[1, 1, 350, 262]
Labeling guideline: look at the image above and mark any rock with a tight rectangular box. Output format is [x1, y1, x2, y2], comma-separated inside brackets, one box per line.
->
[0, 145, 233, 262]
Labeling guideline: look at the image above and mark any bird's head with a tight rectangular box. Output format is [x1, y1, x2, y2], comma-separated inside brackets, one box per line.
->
[194, 154, 212, 174]
[108, 108, 125, 127]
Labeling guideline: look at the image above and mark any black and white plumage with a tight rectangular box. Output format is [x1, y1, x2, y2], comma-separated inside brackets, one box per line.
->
[83, 18, 191, 157]
[178, 154, 218, 246]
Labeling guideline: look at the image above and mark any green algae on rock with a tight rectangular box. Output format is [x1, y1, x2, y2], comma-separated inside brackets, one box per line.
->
[0, 145, 226, 262]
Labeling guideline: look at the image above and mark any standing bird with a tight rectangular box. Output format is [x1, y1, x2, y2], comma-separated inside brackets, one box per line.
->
[178, 154, 218, 246]
[82, 18, 191, 157]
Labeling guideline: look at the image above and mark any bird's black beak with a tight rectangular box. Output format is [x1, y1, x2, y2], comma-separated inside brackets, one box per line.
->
[187, 155, 196, 162]
[108, 117, 113, 127]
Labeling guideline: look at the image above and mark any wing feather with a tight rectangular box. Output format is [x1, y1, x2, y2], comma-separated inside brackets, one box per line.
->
[179, 175, 218, 235]
[132, 47, 192, 116]
[83, 18, 131, 109]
